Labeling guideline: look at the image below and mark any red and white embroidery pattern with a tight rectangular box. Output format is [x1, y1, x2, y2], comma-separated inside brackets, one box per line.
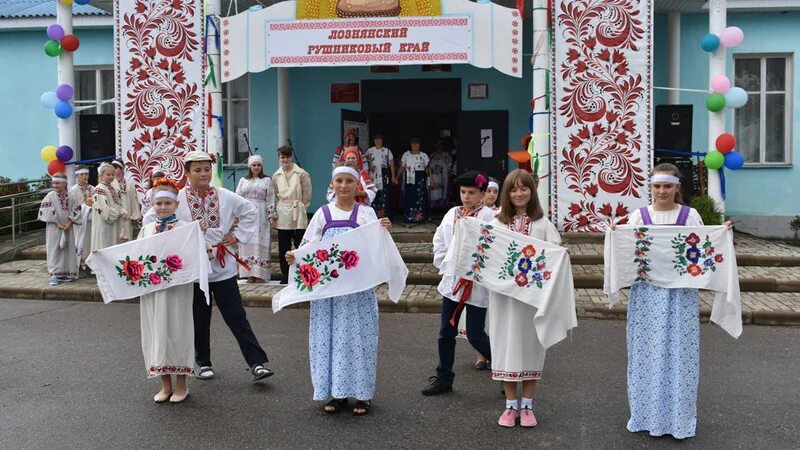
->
[186, 187, 221, 228]
[491, 369, 542, 380]
[115, 0, 206, 199]
[551, 0, 652, 231]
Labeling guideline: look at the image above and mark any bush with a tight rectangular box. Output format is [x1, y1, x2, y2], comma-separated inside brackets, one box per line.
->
[690, 196, 723, 226]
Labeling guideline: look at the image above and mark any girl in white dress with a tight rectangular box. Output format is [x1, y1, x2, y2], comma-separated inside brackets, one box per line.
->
[91, 163, 127, 252]
[111, 160, 141, 242]
[490, 169, 563, 428]
[38, 172, 82, 285]
[70, 166, 94, 275]
[137, 178, 195, 403]
[236, 155, 276, 283]
[141, 169, 166, 216]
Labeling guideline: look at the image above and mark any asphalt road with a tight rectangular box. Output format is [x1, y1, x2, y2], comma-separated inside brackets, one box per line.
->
[1, 299, 798, 449]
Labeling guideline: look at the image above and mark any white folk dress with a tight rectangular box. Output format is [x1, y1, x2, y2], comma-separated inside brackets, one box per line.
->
[488, 215, 562, 381]
[272, 164, 312, 231]
[90, 182, 124, 251]
[236, 176, 276, 280]
[138, 219, 195, 378]
[71, 183, 94, 267]
[38, 190, 82, 279]
[114, 177, 141, 241]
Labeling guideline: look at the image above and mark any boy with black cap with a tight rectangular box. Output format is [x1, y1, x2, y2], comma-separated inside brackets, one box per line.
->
[423, 170, 497, 396]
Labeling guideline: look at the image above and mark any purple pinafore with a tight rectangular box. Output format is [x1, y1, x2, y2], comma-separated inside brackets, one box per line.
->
[626, 203, 700, 439]
[309, 203, 379, 402]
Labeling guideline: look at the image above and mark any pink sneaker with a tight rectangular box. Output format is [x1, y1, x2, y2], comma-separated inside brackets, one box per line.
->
[498, 408, 518, 428]
[519, 408, 538, 427]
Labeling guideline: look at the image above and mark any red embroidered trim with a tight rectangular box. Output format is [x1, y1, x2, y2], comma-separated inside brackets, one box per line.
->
[491, 370, 542, 380]
[148, 365, 195, 375]
[95, 183, 120, 203]
[186, 186, 221, 228]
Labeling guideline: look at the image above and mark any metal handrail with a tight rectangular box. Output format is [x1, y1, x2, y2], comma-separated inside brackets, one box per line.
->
[0, 180, 51, 248]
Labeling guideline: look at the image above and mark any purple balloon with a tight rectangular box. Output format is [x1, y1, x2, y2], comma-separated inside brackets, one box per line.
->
[56, 145, 74, 162]
[47, 23, 65, 41]
[56, 83, 74, 101]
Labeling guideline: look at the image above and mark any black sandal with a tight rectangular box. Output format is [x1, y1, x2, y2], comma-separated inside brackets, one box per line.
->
[323, 398, 348, 414]
[353, 400, 371, 416]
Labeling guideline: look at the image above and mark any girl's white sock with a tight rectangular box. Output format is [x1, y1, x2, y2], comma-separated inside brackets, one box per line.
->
[521, 397, 533, 410]
[505, 399, 518, 410]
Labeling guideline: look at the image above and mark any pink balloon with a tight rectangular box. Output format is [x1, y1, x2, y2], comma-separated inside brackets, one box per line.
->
[711, 75, 731, 93]
[719, 26, 744, 48]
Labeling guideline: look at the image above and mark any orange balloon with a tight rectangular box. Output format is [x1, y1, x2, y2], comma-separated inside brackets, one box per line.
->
[47, 160, 66, 175]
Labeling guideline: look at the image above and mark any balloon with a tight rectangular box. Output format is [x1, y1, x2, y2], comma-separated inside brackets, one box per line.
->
[60, 35, 80, 52]
[706, 93, 726, 112]
[43, 40, 62, 57]
[711, 75, 730, 93]
[54, 101, 73, 119]
[46, 24, 65, 41]
[59, 0, 74, 5]
[40, 91, 58, 109]
[725, 87, 748, 108]
[724, 151, 745, 170]
[705, 151, 725, 170]
[701, 33, 720, 52]
[715, 133, 736, 154]
[719, 26, 744, 48]
[56, 145, 74, 162]
[75, 0, 91, 4]
[48, 160, 67, 176]
[40, 146, 58, 162]
[56, 83, 74, 101]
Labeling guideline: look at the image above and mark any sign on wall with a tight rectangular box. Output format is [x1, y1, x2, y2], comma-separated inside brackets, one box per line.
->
[296, 0, 442, 20]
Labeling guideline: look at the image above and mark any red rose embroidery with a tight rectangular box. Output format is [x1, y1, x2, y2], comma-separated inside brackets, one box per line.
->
[340, 250, 360, 270]
[316, 249, 329, 262]
[514, 273, 528, 287]
[706, 247, 715, 256]
[165, 254, 183, 271]
[299, 264, 321, 287]
[714, 254, 724, 263]
[685, 233, 701, 246]
[123, 260, 145, 282]
[149, 273, 162, 285]
[687, 264, 702, 277]
[331, 269, 339, 278]
[543, 271, 551, 280]
[521, 245, 536, 257]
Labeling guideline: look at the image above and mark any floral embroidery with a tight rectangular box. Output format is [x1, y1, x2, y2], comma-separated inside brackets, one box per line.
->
[671, 232, 722, 277]
[116, 254, 184, 287]
[242, 256, 270, 268]
[633, 227, 654, 282]
[465, 224, 495, 282]
[498, 240, 550, 289]
[491, 369, 542, 380]
[148, 365, 194, 375]
[186, 186, 221, 228]
[95, 183, 120, 203]
[293, 243, 359, 292]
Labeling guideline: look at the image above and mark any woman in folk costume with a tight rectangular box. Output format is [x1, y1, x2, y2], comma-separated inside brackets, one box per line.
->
[272, 145, 312, 285]
[422, 170, 497, 396]
[398, 137, 432, 224]
[137, 178, 195, 403]
[364, 134, 396, 218]
[236, 154, 276, 283]
[141, 169, 166, 216]
[142, 151, 274, 382]
[428, 138, 453, 210]
[326, 148, 377, 205]
[70, 166, 94, 276]
[483, 178, 500, 212]
[332, 128, 367, 170]
[489, 169, 563, 428]
[622, 163, 732, 439]
[285, 166, 392, 416]
[38, 172, 82, 286]
[91, 163, 127, 252]
[111, 160, 142, 242]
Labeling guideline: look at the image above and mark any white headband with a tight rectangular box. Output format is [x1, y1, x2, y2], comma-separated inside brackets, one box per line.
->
[152, 191, 178, 201]
[650, 174, 681, 184]
[248, 154, 263, 166]
[487, 181, 499, 190]
[75, 169, 89, 175]
[332, 166, 360, 181]
[51, 177, 68, 183]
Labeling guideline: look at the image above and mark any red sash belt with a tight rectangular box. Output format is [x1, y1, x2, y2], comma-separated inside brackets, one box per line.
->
[215, 242, 251, 271]
[449, 278, 474, 327]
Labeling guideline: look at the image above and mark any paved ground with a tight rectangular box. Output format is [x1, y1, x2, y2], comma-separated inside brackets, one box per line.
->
[0, 299, 798, 449]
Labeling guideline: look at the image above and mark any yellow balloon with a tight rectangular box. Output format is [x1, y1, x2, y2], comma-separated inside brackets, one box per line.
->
[60, 0, 74, 5]
[41, 146, 57, 162]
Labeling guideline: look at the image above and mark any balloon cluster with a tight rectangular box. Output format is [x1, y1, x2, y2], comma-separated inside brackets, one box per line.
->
[43, 23, 80, 57]
[40, 83, 74, 119]
[702, 26, 747, 172]
[40, 145, 74, 175]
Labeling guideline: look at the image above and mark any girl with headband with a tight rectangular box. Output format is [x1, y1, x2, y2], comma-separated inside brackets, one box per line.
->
[141, 168, 167, 216]
[38, 172, 82, 286]
[235, 154, 276, 284]
[70, 165, 95, 276]
[285, 165, 392, 417]
[91, 163, 128, 252]
[325, 148, 376, 205]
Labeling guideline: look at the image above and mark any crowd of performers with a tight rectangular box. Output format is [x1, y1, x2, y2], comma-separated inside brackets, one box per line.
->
[38, 142, 733, 438]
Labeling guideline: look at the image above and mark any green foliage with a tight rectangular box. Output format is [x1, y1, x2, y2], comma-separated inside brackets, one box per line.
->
[790, 216, 800, 233]
[689, 196, 723, 226]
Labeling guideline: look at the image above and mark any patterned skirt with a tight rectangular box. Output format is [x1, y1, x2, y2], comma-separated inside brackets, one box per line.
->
[372, 171, 392, 218]
[403, 171, 429, 224]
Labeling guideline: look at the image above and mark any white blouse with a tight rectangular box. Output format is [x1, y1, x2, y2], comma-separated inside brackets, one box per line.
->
[627, 205, 704, 227]
[301, 203, 379, 245]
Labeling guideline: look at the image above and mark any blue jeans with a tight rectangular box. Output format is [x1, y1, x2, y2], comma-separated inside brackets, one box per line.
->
[436, 298, 491, 386]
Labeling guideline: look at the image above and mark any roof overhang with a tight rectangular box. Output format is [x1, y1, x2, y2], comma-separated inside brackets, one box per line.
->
[0, 15, 112, 31]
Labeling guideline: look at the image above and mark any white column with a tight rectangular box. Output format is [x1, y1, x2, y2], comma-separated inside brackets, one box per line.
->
[206, 0, 223, 186]
[57, 1, 75, 184]
[666, 11, 681, 104]
[707, 0, 725, 211]
[277, 67, 290, 148]
[532, 0, 550, 211]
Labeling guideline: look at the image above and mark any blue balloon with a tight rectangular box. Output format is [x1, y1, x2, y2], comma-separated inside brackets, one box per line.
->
[724, 151, 745, 170]
[75, 0, 91, 4]
[40, 91, 58, 109]
[54, 101, 73, 119]
[701, 33, 720, 52]
[725, 87, 748, 108]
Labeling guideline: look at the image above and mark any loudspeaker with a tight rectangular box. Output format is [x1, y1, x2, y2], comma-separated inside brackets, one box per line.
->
[654, 105, 693, 157]
[79, 114, 116, 160]
[654, 156, 696, 203]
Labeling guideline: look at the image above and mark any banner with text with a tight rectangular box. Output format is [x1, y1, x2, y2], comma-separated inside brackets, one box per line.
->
[265, 17, 471, 67]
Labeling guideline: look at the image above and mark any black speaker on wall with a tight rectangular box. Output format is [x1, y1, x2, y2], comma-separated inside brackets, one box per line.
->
[654, 105, 693, 157]
[79, 114, 116, 160]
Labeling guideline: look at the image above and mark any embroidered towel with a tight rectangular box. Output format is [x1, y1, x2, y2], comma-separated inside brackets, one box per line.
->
[603, 225, 742, 338]
[442, 217, 577, 349]
[272, 220, 408, 312]
[86, 222, 211, 304]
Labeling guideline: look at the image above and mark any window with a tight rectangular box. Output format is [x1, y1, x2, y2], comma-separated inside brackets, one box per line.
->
[75, 66, 115, 114]
[221, 74, 250, 165]
[734, 55, 793, 165]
